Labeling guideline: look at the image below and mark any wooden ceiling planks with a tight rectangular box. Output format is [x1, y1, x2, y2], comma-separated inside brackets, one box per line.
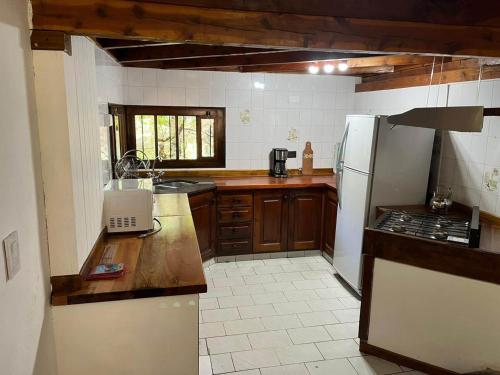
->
[31, 0, 500, 57]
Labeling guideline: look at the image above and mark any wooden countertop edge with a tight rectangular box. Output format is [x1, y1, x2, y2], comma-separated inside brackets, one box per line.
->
[51, 283, 208, 306]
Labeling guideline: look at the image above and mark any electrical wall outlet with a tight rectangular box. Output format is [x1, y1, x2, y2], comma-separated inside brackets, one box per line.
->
[3, 231, 20, 281]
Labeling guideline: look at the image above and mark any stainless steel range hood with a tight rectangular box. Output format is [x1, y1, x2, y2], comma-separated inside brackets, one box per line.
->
[387, 106, 484, 132]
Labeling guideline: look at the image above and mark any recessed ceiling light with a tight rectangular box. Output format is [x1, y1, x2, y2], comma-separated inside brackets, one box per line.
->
[308, 65, 319, 74]
[323, 64, 334, 73]
[254, 81, 265, 89]
[338, 62, 348, 72]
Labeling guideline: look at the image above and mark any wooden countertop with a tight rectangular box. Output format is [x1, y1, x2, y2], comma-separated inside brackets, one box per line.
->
[213, 175, 336, 190]
[51, 194, 207, 306]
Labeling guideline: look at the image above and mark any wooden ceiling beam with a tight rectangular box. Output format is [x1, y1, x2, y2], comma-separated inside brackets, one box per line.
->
[133, 0, 500, 27]
[96, 38, 172, 49]
[122, 50, 363, 69]
[355, 60, 500, 92]
[240, 63, 395, 74]
[113, 44, 277, 63]
[31, 0, 500, 58]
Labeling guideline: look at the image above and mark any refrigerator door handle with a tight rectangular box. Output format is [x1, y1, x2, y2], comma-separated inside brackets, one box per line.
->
[336, 123, 350, 209]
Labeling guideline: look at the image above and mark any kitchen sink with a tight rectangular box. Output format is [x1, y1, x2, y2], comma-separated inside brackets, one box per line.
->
[154, 180, 199, 189]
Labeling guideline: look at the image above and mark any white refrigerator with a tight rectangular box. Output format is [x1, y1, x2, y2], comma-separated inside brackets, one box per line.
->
[332, 115, 435, 292]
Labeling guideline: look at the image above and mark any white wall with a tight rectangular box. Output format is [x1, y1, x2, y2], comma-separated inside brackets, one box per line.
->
[34, 37, 104, 276]
[96, 57, 359, 170]
[355, 81, 500, 216]
[0, 0, 57, 373]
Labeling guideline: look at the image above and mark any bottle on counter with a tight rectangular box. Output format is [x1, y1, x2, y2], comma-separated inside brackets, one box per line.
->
[302, 141, 314, 176]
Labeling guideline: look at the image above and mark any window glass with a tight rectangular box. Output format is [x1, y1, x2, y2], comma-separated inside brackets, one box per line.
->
[201, 118, 215, 157]
[178, 115, 197, 160]
[157, 115, 177, 160]
[134, 115, 156, 159]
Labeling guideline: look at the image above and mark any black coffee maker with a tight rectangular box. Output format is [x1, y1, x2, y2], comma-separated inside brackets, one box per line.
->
[270, 148, 289, 178]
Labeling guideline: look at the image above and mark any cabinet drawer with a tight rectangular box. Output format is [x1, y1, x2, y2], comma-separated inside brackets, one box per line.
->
[217, 194, 253, 207]
[218, 208, 253, 223]
[218, 240, 252, 255]
[218, 224, 252, 240]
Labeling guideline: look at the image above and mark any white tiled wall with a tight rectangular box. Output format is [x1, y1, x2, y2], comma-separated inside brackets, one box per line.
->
[354, 80, 500, 216]
[96, 50, 358, 169]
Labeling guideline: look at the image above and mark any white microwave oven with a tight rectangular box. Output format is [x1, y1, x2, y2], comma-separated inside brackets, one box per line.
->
[104, 179, 154, 233]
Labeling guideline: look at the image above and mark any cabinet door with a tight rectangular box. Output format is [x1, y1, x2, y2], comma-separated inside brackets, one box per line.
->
[189, 192, 216, 261]
[323, 190, 338, 257]
[253, 190, 288, 253]
[288, 190, 323, 250]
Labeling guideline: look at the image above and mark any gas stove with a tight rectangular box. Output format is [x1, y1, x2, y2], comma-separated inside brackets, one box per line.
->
[374, 207, 481, 247]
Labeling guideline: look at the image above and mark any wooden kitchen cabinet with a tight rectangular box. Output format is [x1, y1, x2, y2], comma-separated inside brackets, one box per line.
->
[287, 189, 323, 251]
[253, 190, 289, 253]
[322, 189, 338, 257]
[216, 192, 254, 256]
[189, 191, 216, 261]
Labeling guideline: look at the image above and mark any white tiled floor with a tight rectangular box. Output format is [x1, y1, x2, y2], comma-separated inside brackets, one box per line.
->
[199, 255, 416, 375]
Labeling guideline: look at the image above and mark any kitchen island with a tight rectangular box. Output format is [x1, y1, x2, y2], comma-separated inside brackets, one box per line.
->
[50, 194, 206, 375]
[360, 205, 500, 374]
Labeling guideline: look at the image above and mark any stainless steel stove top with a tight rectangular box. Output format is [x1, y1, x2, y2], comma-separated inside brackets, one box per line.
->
[374, 210, 476, 246]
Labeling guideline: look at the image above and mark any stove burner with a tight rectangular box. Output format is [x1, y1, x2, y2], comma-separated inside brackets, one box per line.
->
[432, 230, 448, 240]
[400, 213, 413, 222]
[436, 218, 453, 228]
[391, 224, 407, 233]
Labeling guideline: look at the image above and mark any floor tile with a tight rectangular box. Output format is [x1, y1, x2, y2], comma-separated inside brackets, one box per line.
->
[199, 355, 212, 375]
[273, 272, 306, 282]
[218, 295, 255, 308]
[232, 349, 280, 371]
[211, 261, 238, 270]
[211, 353, 235, 374]
[253, 265, 284, 274]
[224, 318, 266, 335]
[293, 280, 327, 290]
[200, 298, 220, 310]
[325, 323, 359, 340]
[260, 363, 309, 375]
[297, 311, 339, 327]
[226, 267, 257, 277]
[244, 274, 276, 285]
[207, 334, 252, 355]
[333, 309, 360, 323]
[202, 287, 234, 299]
[239, 304, 277, 319]
[200, 322, 226, 338]
[339, 296, 361, 309]
[247, 330, 293, 349]
[213, 277, 246, 288]
[307, 298, 344, 312]
[281, 263, 313, 272]
[306, 358, 358, 375]
[275, 343, 323, 365]
[200, 339, 208, 355]
[260, 314, 303, 330]
[237, 260, 265, 267]
[308, 262, 334, 270]
[316, 339, 361, 359]
[263, 257, 291, 265]
[251, 292, 287, 305]
[232, 284, 266, 296]
[315, 288, 351, 299]
[202, 308, 240, 323]
[284, 290, 320, 302]
[321, 278, 345, 288]
[227, 370, 261, 375]
[348, 355, 403, 375]
[301, 270, 333, 280]
[264, 282, 297, 293]
[274, 301, 312, 315]
[287, 326, 332, 344]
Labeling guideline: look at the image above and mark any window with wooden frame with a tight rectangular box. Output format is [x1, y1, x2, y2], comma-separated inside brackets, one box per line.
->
[114, 105, 225, 169]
